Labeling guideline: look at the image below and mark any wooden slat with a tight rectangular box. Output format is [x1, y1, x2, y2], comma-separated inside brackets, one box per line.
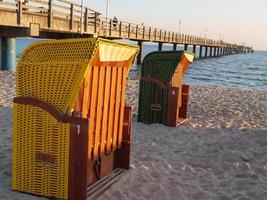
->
[93, 67, 105, 160]
[69, 3, 73, 30]
[73, 83, 84, 112]
[56, 0, 80, 7]
[100, 67, 111, 157]
[53, 9, 69, 17]
[117, 67, 127, 148]
[87, 168, 122, 192]
[82, 67, 92, 118]
[73, 7, 81, 13]
[112, 67, 122, 151]
[87, 168, 126, 199]
[17, 0, 22, 24]
[29, 0, 48, 6]
[48, 0, 52, 27]
[52, 2, 69, 10]
[106, 67, 117, 154]
[23, 4, 49, 12]
[0, 1, 17, 7]
[83, 67, 93, 160]
[88, 66, 99, 160]
[0, 7, 17, 12]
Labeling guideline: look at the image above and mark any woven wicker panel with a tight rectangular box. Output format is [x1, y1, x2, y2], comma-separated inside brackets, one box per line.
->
[19, 38, 97, 63]
[12, 104, 70, 199]
[16, 62, 85, 113]
[16, 38, 98, 114]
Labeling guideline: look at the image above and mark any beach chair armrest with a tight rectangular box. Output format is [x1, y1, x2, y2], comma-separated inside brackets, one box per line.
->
[13, 96, 88, 125]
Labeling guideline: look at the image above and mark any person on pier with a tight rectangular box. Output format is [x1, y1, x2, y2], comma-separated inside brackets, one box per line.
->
[113, 16, 118, 30]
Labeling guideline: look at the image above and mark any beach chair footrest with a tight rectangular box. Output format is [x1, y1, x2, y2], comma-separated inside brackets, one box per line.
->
[87, 168, 127, 199]
[176, 118, 189, 126]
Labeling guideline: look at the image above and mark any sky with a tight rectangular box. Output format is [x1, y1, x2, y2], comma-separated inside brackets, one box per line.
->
[83, 0, 267, 50]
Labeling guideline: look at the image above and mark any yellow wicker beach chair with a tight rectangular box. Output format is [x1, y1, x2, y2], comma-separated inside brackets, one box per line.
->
[12, 38, 139, 200]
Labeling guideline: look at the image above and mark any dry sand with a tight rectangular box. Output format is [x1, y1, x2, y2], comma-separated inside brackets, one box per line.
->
[0, 70, 266, 200]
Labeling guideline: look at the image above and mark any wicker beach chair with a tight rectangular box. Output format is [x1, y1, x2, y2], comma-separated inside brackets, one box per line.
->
[12, 38, 139, 200]
[138, 51, 194, 127]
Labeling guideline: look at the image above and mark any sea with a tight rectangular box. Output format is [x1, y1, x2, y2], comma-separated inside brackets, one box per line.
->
[15, 38, 267, 91]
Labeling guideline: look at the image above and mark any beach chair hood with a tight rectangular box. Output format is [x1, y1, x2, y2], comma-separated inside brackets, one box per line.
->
[16, 38, 139, 115]
[141, 51, 194, 84]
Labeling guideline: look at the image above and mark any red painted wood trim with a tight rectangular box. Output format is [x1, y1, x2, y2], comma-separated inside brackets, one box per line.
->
[179, 84, 190, 119]
[14, 96, 65, 121]
[115, 106, 132, 170]
[68, 112, 89, 200]
[35, 152, 56, 164]
[150, 104, 162, 111]
[140, 77, 173, 90]
[167, 87, 179, 127]
[13, 96, 87, 125]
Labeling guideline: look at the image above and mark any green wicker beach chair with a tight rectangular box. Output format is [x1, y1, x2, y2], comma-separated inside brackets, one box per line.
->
[138, 50, 194, 126]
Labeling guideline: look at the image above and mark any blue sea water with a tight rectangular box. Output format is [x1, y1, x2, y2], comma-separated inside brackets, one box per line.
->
[16, 38, 267, 91]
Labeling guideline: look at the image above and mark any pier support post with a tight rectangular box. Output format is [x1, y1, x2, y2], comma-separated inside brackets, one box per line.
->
[137, 41, 143, 65]
[158, 42, 163, 51]
[173, 43, 177, 51]
[193, 45, 196, 55]
[213, 47, 217, 57]
[209, 47, 213, 57]
[184, 44, 188, 51]
[1, 37, 16, 71]
[204, 46, 208, 58]
[199, 45, 203, 59]
[219, 48, 223, 56]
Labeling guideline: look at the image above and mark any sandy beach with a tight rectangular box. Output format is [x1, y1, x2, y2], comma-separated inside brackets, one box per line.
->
[0, 70, 266, 200]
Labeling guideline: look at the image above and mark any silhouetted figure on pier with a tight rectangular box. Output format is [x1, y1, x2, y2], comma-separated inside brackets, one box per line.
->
[113, 16, 118, 30]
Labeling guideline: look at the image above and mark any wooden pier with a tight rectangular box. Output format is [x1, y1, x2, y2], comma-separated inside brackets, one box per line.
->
[0, 0, 253, 70]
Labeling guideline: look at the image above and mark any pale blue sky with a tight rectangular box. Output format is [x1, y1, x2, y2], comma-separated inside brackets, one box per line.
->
[84, 0, 267, 50]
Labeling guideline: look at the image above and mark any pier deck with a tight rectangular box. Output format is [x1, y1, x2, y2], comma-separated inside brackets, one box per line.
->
[0, 0, 253, 69]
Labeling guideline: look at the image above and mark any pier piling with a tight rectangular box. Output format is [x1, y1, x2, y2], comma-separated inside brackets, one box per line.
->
[158, 42, 163, 51]
[137, 41, 143, 65]
[220, 48, 223, 56]
[184, 44, 188, 51]
[193, 45, 196, 55]
[0, 37, 16, 71]
[199, 46, 203, 59]
[173, 43, 177, 51]
[213, 47, 217, 57]
[209, 47, 213, 57]
[205, 46, 208, 58]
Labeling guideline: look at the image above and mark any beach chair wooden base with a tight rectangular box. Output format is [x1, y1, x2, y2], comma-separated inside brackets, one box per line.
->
[87, 168, 127, 200]
[68, 107, 132, 200]
[176, 118, 189, 126]
[166, 85, 190, 127]
[13, 97, 133, 200]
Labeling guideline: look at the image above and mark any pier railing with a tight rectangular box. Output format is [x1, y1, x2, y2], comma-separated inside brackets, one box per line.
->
[0, 0, 251, 50]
